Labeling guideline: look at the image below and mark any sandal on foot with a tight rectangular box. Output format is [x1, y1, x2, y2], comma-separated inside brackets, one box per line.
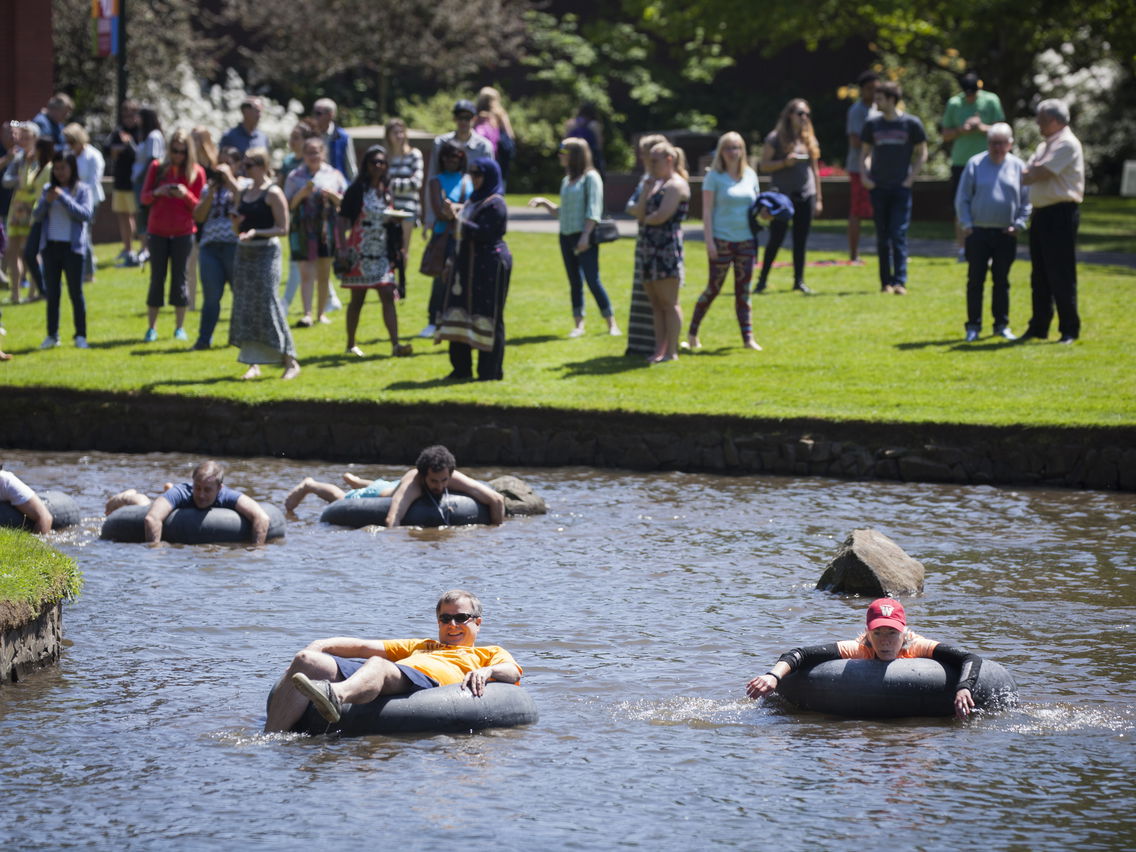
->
[393, 343, 413, 357]
[291, 673, 342, 723]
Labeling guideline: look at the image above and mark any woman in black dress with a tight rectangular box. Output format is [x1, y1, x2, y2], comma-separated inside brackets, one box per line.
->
[437, 158, 511, 381]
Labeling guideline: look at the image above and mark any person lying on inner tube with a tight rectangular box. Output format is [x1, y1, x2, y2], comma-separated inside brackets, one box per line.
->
[745, 598, 983, 718]
[141, 459, 272, 545]
[282, 470, 398, 513]
[384, 444, 505, 526]
[0, 463, 54, 533]
[265, 588, 521, 732]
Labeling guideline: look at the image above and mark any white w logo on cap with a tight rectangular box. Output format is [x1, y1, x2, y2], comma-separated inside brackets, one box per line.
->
[879, 605, 895, 616]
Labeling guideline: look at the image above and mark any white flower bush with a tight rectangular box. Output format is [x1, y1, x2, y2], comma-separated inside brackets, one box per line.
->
[139, 65, 305, 167]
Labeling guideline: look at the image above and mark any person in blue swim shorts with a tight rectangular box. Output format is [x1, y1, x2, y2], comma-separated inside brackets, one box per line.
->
[283, 469, 398, 513]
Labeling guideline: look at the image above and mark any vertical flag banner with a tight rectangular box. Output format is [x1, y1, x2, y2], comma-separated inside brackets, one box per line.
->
[91, 0, 120, 57]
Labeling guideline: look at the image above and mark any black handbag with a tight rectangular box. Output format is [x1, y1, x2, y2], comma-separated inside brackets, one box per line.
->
[584, 175, 619, 245]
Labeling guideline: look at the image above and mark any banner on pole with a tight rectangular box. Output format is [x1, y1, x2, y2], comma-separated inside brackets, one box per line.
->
[91, 0, 120, 57]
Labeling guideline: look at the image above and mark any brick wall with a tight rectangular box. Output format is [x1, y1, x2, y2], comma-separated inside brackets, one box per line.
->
[0, 0, 55, 124]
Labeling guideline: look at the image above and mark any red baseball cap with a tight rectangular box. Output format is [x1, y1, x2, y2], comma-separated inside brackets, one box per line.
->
[866, 598, 906, 631]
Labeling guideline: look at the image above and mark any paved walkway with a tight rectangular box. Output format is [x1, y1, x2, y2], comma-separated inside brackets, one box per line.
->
[507, 207, 1135, 269]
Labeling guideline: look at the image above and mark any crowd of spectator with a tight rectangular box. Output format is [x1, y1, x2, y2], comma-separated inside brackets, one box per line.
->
[0, 72, 1088, 367]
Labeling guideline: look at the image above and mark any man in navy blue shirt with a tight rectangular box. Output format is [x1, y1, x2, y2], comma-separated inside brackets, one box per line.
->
[220, 97, 270, 155]
[143, 460, 270, 544]
[860, 81, 928, 295]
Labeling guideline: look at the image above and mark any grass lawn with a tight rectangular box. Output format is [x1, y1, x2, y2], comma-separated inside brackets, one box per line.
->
[0, 230, 1133, 428]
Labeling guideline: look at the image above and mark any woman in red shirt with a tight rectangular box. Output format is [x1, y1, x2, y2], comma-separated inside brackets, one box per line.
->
[140, 128, 205, 342]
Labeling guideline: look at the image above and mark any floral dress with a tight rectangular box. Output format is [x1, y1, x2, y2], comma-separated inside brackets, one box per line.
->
[339, 188, 395, 289]
[636, 186, 688, 284]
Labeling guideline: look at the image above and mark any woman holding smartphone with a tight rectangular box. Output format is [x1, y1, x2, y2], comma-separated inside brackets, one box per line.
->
[757, 98, 823, 294]
[32, 150, 93, 348]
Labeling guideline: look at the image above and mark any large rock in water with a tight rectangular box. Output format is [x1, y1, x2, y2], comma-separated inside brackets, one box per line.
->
[816, 528, 925, 596]
[488, 475, 547, 516]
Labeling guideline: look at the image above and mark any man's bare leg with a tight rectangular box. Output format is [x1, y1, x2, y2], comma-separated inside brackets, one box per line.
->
[283, 477, 346, 512]
[848, 216, 862, 261]
[264, 645, 343, 732]
[286, 657, 414, 725]
[342, 472, 373, 489]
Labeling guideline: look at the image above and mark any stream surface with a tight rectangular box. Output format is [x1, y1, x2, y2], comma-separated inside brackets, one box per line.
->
[1, 449, 1133, 850]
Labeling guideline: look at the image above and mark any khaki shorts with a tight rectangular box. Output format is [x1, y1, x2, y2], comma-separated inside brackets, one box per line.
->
[111, 190, 138, 214]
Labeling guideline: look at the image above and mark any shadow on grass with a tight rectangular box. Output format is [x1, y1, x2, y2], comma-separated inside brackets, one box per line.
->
[557, 354, 651, 377]
[140, 375, 249, 391]
[385, 374, 478, 390]
[754, 289, 877, 298]
[506, 334, 560, 346]
[305, 351, 388, 369]
[895, 338, 1017, 352]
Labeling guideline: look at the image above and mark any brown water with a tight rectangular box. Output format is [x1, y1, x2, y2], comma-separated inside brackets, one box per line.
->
[1, 449, 1134, 850]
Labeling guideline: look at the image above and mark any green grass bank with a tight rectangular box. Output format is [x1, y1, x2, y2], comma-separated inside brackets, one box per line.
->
[0, 529, 82, 630]
[0, 528, 81, 684]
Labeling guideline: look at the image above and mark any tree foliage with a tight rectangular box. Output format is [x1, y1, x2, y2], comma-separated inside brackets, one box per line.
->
[52, 0, 202, 120]
[222, 0, 529, 120]
[628, 0, 1134, 116]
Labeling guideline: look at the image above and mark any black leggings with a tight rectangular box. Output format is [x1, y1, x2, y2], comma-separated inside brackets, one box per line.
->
[760, 192, 814, 286]
[146, 233, 193, 307]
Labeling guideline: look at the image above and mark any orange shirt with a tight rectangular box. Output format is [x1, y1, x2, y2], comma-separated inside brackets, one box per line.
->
[836, 632, 939, 660]
[381, 638, 520, 686]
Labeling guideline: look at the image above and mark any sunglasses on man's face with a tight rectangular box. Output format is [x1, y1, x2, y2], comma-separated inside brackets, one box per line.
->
[438, 612, 477, 624]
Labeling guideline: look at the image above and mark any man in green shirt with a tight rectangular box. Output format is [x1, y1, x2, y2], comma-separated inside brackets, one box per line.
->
[942, 72, 1005, 256]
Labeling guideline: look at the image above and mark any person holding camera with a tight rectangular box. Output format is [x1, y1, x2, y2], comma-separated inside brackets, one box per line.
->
[757, 98, 823, 295]
[32, 150, 93, 349]
[192, 145, 246, 349]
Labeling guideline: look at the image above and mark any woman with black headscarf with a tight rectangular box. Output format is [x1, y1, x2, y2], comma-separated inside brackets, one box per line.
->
[437, 157, 511, 381]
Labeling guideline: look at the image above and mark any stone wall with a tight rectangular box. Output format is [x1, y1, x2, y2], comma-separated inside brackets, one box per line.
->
[0, 600, 63, 684]
[1, 388, 1133, 491]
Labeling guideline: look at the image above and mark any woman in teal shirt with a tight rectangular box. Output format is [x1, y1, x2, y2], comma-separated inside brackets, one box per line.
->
[685, 131, 762, 351]
[529, 137, 619, 338]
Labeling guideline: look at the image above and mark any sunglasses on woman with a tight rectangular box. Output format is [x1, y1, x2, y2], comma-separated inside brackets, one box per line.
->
[171, 147, 188, 154]
[438, 612, 477, 624]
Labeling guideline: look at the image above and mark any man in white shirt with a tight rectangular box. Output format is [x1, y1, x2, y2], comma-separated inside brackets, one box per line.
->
[1020, 99, 1085, 344]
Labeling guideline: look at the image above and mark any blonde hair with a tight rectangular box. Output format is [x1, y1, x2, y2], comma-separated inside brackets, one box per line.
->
[560, 137, 594, 180]
[637, 133, 667, 163]
[709, 131, 748, 178]
[191, 126, 218, 172]
[772, 98, 820, 161]
[649, 140, 688, 180]
[244, 146, 274, 178]
[476, 86, 515, 139]
[384, 118, 410, 156]
[857, 628, 915, 651]
[62, 122, 89, 147]
[158, 128, 198, 182]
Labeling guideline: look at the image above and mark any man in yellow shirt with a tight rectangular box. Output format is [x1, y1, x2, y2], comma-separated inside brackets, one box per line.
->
[265, 589, 521, 732]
